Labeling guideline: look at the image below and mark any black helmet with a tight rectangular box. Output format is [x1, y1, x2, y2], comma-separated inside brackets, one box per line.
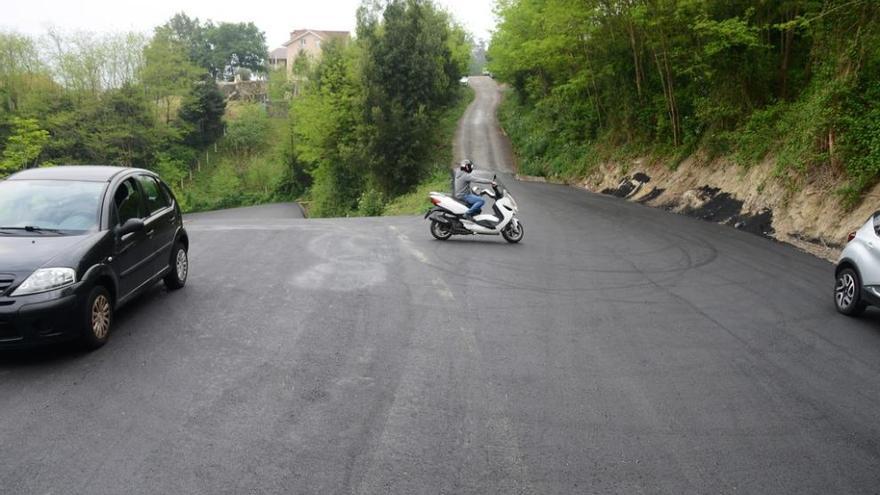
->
[460, 159, 474, 173]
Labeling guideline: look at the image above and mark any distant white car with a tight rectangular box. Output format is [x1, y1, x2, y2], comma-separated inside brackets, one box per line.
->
[835, 211, 880, 315]
[459, 76, 469, 86]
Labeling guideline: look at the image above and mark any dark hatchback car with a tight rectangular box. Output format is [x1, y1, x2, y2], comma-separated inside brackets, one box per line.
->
[0, 166, 189, 350]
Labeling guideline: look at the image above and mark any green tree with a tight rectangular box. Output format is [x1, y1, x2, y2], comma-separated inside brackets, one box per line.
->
[142, 33, 205, 124]
[0, 117, 49, 174]
[488, 0, 880, 196]
[224, 104, 271, 157]
[155, 13, 213, 73]
[0, 32, 47, 114]
[292, 39, 366, 216]
[206, 22, 268, 81]
[45, 29, 147, 95]
[357, 0, 467, 195]
[178, 75, 226, 149]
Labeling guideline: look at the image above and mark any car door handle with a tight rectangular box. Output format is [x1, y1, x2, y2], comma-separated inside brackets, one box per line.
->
[146, 229, 155, 238]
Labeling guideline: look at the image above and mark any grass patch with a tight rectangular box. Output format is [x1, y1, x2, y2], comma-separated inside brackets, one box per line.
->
[383, 168, 451, 216]
[177, 111, 291, 213]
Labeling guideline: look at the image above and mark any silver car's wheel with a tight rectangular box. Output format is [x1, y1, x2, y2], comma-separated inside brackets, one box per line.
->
[835, 268, 866, 316]
[176, 248, 188, 281]
[164, 242, 188, 290]
[81, 285, 113, 350]
[91, 294, 111, 340]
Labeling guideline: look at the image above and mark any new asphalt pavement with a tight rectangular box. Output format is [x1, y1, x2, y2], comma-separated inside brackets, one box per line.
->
[0, 77, 878, 495]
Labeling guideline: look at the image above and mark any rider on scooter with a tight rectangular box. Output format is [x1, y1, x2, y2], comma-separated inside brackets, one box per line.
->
[454, 159, 496, 220]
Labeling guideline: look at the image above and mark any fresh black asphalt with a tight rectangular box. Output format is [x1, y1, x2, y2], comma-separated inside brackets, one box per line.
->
[0, 79, 878, 494]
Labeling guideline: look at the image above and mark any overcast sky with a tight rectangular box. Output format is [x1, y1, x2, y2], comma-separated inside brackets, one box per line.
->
[2, 0, 496, 47]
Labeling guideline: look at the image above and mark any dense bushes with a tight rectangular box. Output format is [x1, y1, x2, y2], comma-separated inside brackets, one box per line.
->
[490, 0, 880, 204]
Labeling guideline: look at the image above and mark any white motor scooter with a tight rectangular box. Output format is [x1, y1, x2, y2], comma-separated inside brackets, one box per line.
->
[424, 176, 524, 243]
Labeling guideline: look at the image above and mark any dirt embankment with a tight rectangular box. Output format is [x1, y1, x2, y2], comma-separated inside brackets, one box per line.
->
[568, 157, 880, 261]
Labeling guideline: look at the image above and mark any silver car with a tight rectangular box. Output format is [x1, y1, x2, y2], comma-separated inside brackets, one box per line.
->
[835, 211, 880, 315]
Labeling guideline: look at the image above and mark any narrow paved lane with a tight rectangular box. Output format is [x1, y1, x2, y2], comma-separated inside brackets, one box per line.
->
[454, 76, 516, 173]
[0, 78, 879, 494]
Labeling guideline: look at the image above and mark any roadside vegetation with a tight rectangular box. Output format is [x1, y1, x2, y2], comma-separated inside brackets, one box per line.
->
[290, 1, 471, 217]
[490, 0, 880, 208]
[0, 15, 275, 211]
[0, 0, 473, 216]
[383, 85, 474, 216]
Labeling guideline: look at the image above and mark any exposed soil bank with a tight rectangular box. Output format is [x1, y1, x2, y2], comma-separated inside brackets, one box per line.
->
[576, 156, 877, 261]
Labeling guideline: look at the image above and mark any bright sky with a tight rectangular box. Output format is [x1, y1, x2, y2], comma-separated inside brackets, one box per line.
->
[2, 0, 496, 47]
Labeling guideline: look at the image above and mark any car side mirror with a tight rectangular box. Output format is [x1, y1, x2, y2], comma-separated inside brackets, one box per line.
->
[117, 218, 145, 237]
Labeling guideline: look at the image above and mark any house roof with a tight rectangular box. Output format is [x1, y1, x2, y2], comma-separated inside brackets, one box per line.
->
[269, 47, 287, 60]
[282, 29, 350, 46]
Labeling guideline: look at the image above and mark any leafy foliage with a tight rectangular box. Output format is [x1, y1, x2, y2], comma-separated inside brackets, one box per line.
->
[0, 4, 474, 217]
[291, 0, 471, 217]
[178, 75, 226, 149]
[224, 104, 271, 157]
[155, 13, 268, 81]
[490, 0, 880, 203]
[0, 117, 49, 174]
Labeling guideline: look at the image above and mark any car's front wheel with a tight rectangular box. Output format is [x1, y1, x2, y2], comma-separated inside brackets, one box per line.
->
[81, 285, 113, 350]
[835, 268, 867, 316]
[164, 242, 188, 290]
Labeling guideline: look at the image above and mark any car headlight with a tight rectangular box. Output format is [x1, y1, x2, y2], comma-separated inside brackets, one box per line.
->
[12, 268, 76, 296]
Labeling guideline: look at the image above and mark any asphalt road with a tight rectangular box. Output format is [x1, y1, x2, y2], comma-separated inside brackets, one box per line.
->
[1, 78, 879, 495]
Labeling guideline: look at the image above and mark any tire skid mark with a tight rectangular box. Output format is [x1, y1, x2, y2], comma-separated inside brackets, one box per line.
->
[391, 226, 454, 301]
[352, 228, 534, 494]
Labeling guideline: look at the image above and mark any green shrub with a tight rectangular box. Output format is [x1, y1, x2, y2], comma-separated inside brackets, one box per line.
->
[357, 188, 386, 216]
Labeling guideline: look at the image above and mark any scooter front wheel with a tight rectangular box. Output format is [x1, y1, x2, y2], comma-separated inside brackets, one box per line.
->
[430, 220, 453, 240]
[502, 220, 524, 243]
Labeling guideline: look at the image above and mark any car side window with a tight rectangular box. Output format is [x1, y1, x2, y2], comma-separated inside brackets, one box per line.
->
[136, 175, 170, 215]
[874, 212, 880, 236]
[114, 178, 145, 225]
[158, 181, 175, 208]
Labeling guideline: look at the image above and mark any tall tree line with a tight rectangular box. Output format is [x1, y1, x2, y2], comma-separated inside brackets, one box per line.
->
[489, 0, 880, 203]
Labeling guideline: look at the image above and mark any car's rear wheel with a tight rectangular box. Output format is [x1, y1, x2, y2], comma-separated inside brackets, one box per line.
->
[164, 242, 188, 290]
[835, 268, 867, 316]
[81, 285, 113, 350]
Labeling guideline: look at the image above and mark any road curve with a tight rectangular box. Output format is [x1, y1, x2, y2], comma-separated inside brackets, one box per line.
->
[0, 80, 879, 494]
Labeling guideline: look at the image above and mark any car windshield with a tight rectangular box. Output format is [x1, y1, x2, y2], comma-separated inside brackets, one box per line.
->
[0, 179, 106, 234]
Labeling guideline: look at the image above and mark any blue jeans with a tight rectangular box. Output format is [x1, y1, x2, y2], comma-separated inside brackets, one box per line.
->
[463, 194, 484, 215]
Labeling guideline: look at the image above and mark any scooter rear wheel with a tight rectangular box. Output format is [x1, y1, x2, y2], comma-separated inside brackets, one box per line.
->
[430, 220, 453, 240]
